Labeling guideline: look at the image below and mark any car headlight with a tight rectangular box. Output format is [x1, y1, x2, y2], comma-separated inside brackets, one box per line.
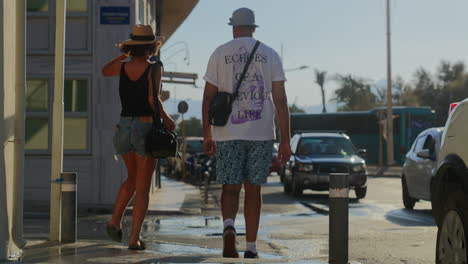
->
[297, 163, 314, 172]
[352, 164, 366, 172]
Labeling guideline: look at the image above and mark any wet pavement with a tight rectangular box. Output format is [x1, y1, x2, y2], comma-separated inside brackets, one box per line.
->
[16, 173, 436, 264]
[21, 215, 326, 264]
[19, 174, 328, 264]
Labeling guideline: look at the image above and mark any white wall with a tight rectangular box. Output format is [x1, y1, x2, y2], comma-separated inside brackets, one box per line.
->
[0, 0, 25, 260]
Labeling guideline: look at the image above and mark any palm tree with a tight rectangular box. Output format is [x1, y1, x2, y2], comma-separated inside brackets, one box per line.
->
[314, 69, 327, 113]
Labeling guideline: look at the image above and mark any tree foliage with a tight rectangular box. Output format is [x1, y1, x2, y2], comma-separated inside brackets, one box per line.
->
[333, 74, 377, 111]
[331, 60, 468, 125]
[289, 104, 306, 113]
[314, 69, 327, 113]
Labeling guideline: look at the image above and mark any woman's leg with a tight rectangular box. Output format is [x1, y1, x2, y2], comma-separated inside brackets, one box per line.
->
[108, 152, 138, 229]
[129, 154, 156, 245]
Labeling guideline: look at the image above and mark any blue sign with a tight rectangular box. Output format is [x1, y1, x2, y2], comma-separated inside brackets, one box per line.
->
[100, 6, 130, 25]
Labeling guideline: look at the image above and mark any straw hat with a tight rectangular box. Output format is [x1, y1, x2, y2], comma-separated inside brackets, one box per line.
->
[118, 24, 164, 46]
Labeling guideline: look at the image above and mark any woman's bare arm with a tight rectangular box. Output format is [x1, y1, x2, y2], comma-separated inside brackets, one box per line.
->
[148, 63, 176, 130]
[102, 54, 127, 76]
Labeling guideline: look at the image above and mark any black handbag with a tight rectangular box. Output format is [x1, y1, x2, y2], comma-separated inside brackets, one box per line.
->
[208, 41, 261, 126]
[145, 62, 179, 159]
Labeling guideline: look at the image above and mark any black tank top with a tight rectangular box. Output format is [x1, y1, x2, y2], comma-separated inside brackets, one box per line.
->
[118, 62, 155, 117]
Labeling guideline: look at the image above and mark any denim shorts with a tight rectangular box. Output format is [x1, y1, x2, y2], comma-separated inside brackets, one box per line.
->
[215, 140, 274, 185]
[113, 117, 153, 157]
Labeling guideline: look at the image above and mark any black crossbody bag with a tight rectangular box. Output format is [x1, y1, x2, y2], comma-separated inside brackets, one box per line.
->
[145, 62, 179, 159]
[208, 41, 261, 126]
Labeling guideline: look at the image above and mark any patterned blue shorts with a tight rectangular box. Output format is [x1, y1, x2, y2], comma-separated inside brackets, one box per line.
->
[215, 140, 274, 185]
[113, 117, 153, 157]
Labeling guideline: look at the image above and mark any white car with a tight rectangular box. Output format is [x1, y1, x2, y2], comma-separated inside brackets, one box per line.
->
[431, 100, 468, 263]
[401, 127, 444, 209]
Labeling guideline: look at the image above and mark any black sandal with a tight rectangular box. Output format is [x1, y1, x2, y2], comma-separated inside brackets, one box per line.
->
[128, 240, 146, 250]
[106, 224, 122, 243]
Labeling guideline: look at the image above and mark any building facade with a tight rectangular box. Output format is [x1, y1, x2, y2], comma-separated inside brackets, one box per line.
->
[24, 0, 198, 209]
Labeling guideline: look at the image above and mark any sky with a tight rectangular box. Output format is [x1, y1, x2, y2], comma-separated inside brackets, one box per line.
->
[161, 0, 468, 116]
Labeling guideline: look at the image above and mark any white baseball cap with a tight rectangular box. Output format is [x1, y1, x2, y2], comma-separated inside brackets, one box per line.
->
[228, 8, 259, 27]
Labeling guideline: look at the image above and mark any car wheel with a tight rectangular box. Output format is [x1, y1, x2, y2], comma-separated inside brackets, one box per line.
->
[402, 176, 417, 210]
[355, 186, 367, 199]
[436, 191, 468, 264]
[291, 177, 303, 197]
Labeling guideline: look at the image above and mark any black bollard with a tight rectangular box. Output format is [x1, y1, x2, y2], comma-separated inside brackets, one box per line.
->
[329, 173, 349, 264]
[60, 172, 77, 243]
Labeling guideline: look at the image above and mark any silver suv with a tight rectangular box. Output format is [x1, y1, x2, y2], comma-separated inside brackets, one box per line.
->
[431, 100, 468, 263]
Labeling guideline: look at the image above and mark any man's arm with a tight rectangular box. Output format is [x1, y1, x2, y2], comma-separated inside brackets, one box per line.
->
[271, 80, 292, 162]
[202, 82, 218, 155]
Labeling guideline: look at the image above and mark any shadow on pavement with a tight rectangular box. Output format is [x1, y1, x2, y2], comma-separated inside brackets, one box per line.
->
[385, 208, 435, 226]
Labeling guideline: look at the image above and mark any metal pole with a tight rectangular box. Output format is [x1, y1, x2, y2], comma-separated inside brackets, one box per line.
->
[386, 0, 395, 165]
[60, 172, 77, 243]
[329, 173, 349, 264]
[181, 113, 186, 180]
[50, 0, 66, 242]
[11, 0, 26, 252]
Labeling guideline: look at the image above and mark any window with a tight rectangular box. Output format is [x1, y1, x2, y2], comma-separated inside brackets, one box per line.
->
[63, 80, 89, 151]
[27, 0, 49, 12]
[413, 136, 426, 153]
[25, 78, 90, 153]
[27, 0, 91, 54]
[25, 80, 49, 150]
[67, 0, 87, 12]
[423, 135, 435, 156]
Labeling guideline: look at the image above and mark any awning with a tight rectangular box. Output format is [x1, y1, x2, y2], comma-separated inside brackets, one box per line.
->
[160, 0, 199, 43]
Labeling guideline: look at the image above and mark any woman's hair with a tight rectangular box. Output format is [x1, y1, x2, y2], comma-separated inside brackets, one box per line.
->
[120, 41, 162, 57]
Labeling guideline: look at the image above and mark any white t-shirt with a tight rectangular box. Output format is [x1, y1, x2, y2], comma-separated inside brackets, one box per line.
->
[203, 37, 286, 141]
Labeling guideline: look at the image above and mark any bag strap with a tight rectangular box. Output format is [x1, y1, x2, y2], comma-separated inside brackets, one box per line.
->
[150, 61, 164, 129]
[232, 40, 261, 100]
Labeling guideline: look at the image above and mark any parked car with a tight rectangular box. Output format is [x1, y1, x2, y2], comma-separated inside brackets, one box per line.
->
[401, 127, 444, 209]
[282, 132, 368, 199]
[431, 100, 468, 263]
[166, 137, 203, 180]
[270, 143, 282, 175]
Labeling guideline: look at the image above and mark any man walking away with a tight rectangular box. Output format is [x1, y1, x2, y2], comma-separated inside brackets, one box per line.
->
[202, 7, 292, 259]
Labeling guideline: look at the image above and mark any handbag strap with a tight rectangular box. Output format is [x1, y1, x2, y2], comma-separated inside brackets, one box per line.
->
[150, 61, 164, 129]
[232, 40, 261, 100]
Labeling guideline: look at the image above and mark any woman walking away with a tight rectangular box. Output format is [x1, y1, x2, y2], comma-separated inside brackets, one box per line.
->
[102, 24, 175, 250]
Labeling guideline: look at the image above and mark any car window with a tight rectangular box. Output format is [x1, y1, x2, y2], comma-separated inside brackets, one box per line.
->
[291, 135, 300, 153]
[185, 140, 203, 153]
[423, 135, 436, 156]
[297, 137, 356, 156]
[413, 135, 426, 152]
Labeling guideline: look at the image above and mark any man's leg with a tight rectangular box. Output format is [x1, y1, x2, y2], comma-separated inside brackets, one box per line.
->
[244, 182, 262, 255]
[243, 140, 273, 258]
[221, 184, 242, 258]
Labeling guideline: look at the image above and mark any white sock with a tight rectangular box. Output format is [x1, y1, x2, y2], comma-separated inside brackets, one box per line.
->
[223, 218, 235, 230]
[246, 241, 257, 253]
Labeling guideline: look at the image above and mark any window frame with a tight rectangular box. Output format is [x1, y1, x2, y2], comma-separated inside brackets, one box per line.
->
[25, 75, 92, 156]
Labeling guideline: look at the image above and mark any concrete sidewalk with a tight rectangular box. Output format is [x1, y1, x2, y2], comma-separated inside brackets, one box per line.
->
[18, 175, 326, 263]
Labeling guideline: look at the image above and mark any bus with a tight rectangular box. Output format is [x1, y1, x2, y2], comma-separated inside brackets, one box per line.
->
[290, 107, 435, 165]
